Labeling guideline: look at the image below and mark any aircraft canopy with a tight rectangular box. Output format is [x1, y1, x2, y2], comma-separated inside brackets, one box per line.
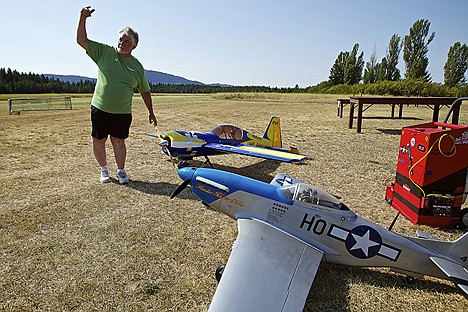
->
[211, 125, 243, 140]
[281, 183, 349, 210]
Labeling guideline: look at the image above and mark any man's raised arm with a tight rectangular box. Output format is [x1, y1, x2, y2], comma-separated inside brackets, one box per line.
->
[76, 6, 95, 51]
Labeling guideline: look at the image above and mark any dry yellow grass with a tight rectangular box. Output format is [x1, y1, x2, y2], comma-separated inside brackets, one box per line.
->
[0, 93, 467, 311]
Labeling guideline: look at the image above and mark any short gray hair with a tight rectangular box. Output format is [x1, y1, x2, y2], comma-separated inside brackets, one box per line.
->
[119, 27, 139, 48]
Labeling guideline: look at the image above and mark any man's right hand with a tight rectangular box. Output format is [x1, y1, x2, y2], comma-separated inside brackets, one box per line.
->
[81, 6, 95, 18]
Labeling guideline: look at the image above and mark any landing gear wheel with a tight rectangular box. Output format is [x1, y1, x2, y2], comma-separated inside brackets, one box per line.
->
[177, 161, 190, 169]
[215, 264, 225, 283]
[461, 209, 468, 229]
[405, 276, 416, 284]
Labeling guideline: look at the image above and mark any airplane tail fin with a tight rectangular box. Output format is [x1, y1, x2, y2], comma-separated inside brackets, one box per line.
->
[414, 232, 468, 297]
[263, 117, 282, 148]
[447, 231, 468, 267]
[432, 232, 468, 297]
[412, 231, 468, 268]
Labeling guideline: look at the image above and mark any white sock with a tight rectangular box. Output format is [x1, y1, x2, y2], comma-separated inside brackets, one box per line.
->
[101, 165, 109, 171]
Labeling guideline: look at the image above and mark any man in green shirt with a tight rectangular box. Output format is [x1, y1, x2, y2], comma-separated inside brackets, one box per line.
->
[77, 6, 157, 184]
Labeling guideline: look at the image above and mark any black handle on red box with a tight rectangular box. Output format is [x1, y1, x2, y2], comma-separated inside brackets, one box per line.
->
[443, 97, 468, 123]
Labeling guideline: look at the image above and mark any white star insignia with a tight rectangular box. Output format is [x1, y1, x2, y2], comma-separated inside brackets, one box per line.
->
[350, 230, 380, 257]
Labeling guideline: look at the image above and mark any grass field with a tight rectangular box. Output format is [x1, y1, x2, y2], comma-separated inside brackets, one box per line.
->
[0, 93, 467, 311]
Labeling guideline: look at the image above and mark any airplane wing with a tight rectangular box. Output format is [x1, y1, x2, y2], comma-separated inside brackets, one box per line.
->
[208, 218, 324, 312]
[430, 257, 468, 297]
[205, 143, 306, 163]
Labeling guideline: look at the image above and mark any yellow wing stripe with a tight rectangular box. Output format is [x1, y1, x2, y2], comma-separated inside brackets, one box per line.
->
[238, 145, 305, 160]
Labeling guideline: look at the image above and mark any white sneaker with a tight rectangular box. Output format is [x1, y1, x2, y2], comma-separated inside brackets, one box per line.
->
[116, 170, 129, 184]
[100, 167, 111, 183]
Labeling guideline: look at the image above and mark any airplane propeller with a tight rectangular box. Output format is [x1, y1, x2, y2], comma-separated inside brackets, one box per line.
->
[170, 179, 191, 199]
[154, 127, 177, 166]
[153, 126, 164, 142]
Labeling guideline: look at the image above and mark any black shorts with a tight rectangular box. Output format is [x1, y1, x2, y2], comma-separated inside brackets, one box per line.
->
[91, 106, 132, 139]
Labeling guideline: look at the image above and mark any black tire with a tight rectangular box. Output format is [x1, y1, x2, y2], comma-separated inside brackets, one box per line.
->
[215, 264, 225, 283]
[461, 209, 468, 229]
[177, 161, 189, 169]
[405, 276, 416, 284]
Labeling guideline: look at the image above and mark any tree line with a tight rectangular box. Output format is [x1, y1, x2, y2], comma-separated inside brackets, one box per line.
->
[0, 67, 300, 94]
[323, 19, 468, 95]
[0, 68, 96, 94]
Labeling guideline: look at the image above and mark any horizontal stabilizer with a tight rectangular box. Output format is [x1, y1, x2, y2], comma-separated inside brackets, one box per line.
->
[430, 257, 468, 297]
[416, 230, 439, 240]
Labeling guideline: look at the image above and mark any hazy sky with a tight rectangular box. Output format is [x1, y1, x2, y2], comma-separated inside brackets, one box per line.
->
[1, 1, 467, 87]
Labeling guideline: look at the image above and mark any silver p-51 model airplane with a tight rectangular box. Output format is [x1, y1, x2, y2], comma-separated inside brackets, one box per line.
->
[172, 167, 468, 311]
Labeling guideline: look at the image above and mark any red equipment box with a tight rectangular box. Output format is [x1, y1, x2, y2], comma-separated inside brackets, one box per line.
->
[385, 122, 468, 228]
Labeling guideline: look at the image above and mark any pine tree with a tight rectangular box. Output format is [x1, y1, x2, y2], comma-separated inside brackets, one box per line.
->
[329, 51, 348, 85]
[385, 34, 401, 81]
[329, 44, 364, 85]
[377, 57, 388, 82]
[363, 48, 379, 84]
[444, 42, 468, 87]
[344, 43, 364, 85]
[403, 19, 435, 81]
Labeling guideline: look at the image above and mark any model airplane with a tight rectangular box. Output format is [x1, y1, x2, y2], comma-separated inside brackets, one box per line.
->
[147, 117, 306, 167]
[172, 167, 468, 311]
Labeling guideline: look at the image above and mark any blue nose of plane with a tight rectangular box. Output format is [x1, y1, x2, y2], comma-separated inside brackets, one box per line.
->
[177, 167, 197, 182]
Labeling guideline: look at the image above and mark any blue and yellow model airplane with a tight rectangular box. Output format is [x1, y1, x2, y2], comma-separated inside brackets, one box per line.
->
[147, 117, 306, 167]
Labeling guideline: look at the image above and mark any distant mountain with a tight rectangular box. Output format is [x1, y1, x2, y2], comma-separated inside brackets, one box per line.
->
[44, 74, 96, 84]
[145, 70, 204, 85]
[45, 70, 218, 85]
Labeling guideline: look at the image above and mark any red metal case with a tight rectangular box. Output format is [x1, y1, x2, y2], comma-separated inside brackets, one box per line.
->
[386, 122, 468, 228]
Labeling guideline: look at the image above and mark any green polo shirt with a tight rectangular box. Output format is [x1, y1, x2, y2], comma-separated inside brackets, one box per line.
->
[87, 40, 150, 114]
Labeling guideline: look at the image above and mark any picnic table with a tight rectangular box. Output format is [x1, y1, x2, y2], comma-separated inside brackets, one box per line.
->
[337, 98, 350, 118]
[343, 96, 459, 133]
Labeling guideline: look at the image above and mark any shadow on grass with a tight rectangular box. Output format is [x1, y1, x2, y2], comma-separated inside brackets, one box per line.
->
[304, 263, 461, 311]
[209, 159, 282, 182]
[128, 180, 191, 198]
[127, 159, 282, 199]
[377, 128, 402, 135]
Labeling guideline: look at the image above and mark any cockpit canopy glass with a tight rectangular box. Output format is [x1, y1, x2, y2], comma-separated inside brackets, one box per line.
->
[281, 183, 349, 210]
[211, 125, 243, 140]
